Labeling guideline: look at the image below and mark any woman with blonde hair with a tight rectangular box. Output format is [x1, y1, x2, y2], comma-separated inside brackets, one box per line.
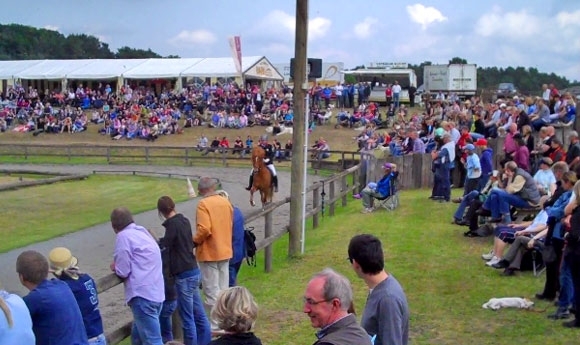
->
[209, 286, 262, 345]
[0, 282, 35, 345]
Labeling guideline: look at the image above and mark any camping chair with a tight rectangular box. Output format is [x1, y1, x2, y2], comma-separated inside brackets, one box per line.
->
[531, 248, 546, 277]
[373, 176, 400, 212]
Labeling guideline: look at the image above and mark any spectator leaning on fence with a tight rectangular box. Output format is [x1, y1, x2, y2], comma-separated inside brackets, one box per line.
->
[0, 281, 35, 345]
[16, 250, 88, 345]
[110, 207, 165, 345]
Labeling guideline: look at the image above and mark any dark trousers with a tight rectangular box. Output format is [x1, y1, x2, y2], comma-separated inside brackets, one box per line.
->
[468, 199, 484, 231]
[432, 167, 451, 201]
[463, 178, 480, 197]
[567, 253, 580, 322]
[541, 238, 564, 299]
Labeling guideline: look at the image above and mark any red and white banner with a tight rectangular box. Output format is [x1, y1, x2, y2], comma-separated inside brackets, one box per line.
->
[228, 36, 242, 76]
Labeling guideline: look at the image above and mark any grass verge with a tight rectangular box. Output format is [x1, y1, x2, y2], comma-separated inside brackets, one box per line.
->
[0, 175, 191, 253]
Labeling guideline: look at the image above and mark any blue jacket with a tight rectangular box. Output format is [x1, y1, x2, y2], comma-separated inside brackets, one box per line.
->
[376, 172, 398, 197]
[60, 274, 104, 339]
[231, 207, 246, 264]
[480, 148, 493, 176]
[547, 190, 573, 239]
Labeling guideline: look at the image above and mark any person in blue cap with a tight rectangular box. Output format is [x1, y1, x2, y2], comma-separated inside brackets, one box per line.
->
[461, 143, 481, 196]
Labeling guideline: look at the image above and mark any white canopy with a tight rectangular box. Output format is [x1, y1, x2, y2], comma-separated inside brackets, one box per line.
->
[0, 60, 44, 79]
[16, 60, 94, 80]
[181, 56, 283, 80]
[67, 59, 149, 80]
[122, 58, 204, 79]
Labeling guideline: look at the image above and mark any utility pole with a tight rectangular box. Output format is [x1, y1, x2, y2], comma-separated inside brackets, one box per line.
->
[288, 0, 308, 257]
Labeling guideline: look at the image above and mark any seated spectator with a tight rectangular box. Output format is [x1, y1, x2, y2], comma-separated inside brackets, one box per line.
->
[490, 227, 548, 276]
[549, 138, 566, 163]
[313, 138, 330, 160]
[209, 286, 261, 345]
[512, 135, 530, 172]
[232, 136, 244, 155]
[48, 247, 105, 345]
[453, 170, 499, 229]
[480, 161, 542, 223]
[202, 136, 221, 156]
[534, 157, 556, 196]
[16, 250, 88, 345]
[284, 139, 293, 159]
[354, 163, 398, 213]
[219, 136, 230, 153]
[0, 282, 35, 345]
[196, 134, 208, 151]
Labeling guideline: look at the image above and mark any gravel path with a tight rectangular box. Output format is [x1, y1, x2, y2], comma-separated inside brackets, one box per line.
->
[0, 163, 323, 333]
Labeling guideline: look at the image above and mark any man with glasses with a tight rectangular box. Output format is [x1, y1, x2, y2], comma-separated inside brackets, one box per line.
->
[303, 268, 371, 345]
[348, 234, 409, 345]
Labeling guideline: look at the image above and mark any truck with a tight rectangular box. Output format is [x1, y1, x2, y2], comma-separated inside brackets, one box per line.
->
[423, 64, 477, 97]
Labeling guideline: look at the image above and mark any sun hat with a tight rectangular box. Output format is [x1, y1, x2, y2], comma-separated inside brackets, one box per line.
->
[48, 247, 78, 276]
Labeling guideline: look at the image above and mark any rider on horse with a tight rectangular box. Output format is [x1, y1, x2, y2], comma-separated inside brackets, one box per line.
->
[245, 134, 279, 192]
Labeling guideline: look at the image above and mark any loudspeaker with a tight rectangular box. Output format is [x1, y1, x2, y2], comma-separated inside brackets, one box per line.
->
[290, 58, 322, 79]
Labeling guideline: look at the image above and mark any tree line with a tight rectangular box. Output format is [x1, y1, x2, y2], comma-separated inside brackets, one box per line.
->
[0, 23, 177, 60]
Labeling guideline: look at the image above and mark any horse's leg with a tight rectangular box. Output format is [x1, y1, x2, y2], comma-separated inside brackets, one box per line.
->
[260, 189, 267, 210]
[250, 188, 256, 207]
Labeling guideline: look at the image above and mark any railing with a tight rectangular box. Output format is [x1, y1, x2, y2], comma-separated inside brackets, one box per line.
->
[95, 164, 362, 344]
[0, 143, 360, 171]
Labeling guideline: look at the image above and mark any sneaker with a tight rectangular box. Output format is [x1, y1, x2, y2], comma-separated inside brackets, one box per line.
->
[485, 256, 501, 266]
[361, 208, 373, 214]
[482, 250, 495, 261]
[548, 308, 571, 320]
[353, 194, 362, 199]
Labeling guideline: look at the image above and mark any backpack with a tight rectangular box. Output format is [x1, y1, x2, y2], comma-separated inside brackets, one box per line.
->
[244, 226, 257, 267]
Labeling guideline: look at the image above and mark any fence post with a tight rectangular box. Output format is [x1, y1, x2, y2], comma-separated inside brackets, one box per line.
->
[24, 146, 28, 160]
[341, 174, 347, 207]
[329, 180, 335, 216]
[67, 147, 71, 161]
[222, 150, 227, 167]
[106, 147, 111, 163]
[264, 211, 273, 273]
[145, 147, 150, 163]
[312, 184, 320, 229]
[171, 314, 183, 342]
[185, 148, 189, 165]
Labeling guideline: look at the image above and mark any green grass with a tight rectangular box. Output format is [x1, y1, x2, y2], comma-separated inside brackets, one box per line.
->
[233, 189, 577, 345]
[0, 175, 191, 253]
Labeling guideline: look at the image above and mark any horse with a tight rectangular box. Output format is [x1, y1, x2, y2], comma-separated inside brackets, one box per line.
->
[249, 146, 274, 208]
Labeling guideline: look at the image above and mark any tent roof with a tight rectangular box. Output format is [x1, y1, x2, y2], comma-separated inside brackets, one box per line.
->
[180, 56, 262, 77]
[67, 59, 149, 80]
[0, 60, 45, 79]
[16, 60, 95, 80]
[122, 58, 204, 79]
[340, 68, 415, 75]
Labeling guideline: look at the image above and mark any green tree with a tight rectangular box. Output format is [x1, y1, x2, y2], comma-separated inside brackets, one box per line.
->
[115, 47, 162, 59]
[449, 57, 467, 64]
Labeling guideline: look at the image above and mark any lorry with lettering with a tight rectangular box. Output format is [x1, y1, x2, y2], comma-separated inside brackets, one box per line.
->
[423, 64, 477, 97]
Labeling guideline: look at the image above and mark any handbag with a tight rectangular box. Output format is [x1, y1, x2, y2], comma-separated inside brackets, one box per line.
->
[541, 244, 557, 264]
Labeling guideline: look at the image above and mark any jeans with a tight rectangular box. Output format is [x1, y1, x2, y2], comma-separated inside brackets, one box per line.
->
[129, 297, 163, 345]
[483, 189, 532, 219]
[88, 334, 107, 345]
[453, 190, 479, 221]
[558, 259, 575, 309]
[477, 174, 490, 192]
[176, 269, 211, 345]
[393, 93, 400, 108]
[567, 253, 580, 322]
[159, 300, 177, 343]
[229, 261, 243, 287]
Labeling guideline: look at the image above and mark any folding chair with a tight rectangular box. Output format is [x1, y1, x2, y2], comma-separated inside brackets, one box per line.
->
[373, 177, 400, 212]
[531, 249, 546, 277]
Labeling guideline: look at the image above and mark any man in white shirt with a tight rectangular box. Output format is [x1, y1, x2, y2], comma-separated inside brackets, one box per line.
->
[334, 84, 344, 109]
[542, 84, 550, 103]
[392, 81, 402, 109]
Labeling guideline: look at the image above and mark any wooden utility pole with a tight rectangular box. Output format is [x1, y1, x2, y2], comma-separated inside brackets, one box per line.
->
[288, 0, 308, 256]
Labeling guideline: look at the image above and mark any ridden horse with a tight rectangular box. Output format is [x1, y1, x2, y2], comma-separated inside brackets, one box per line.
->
[249, 146, 274, 208]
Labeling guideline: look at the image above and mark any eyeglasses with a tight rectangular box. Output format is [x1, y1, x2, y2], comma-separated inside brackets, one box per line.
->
[303, 297, 332, 306]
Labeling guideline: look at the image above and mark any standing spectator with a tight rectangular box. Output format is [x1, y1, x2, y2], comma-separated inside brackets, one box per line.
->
[392, 81, 402, 109]
[461, 144, 481, 196]
[430, 134, 454, 202]
[303, 268, 372, 345]
[408, 85, 417, 108]
[562, 181, 580, 328]
[476, 138, 493, 190]
[215, 190, 246, 287]
[193, 177, 233, 331]
[16, 250, 88, 345]
[110, 207, 164, 345]
[159, 235, 178, 344]
[157, 196, 211, 345]
[322, 85, 332, 109]
[385, 85, 393, 107]
[48, 247, 106, 345]
[209, 287, 262, 345]
[566, 131, 580, 171]
[348, 234, 409, 345]
[0, 283, 35, 345]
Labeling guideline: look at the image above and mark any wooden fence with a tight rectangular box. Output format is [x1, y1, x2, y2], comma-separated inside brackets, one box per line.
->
[95, 164, 362, 344]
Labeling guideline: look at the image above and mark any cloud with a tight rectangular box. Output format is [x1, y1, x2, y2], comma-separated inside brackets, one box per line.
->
[169, 29, 217, 45]
[252, 10, 331, 41]
[475, 8, 541, 39]
[353, 17, 378, 39]
[556, 9, 580, 27]
[43, 25, 59, 31]
[260, 43, 293, 55]
[406, 4, 448, 30]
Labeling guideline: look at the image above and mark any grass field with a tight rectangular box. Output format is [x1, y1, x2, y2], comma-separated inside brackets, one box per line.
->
[0, 174, 191, 253]
[228, 189, 577, 345]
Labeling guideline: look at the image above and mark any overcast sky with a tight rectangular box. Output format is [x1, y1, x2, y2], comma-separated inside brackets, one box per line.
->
[2, 0, 579, 81]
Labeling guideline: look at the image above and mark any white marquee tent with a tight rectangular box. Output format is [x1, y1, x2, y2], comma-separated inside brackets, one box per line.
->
[179, 56, 283, 81]
[66, 59, 149, 80]
[0, 60, 44, 80]
[122, 58, 205, 79]
[16, 59, 94, 80]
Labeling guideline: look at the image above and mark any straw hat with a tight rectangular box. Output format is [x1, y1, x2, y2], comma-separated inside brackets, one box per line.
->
[48, 247, 78, 274]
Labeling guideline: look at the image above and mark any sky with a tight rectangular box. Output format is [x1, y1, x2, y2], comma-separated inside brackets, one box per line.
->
[1, 0, 579, 81]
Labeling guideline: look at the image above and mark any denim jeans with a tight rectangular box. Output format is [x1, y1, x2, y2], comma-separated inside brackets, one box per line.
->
[129, 297, 163, 345]
[484, 189, 531, 219]
[558, 259, 575, 309]
[159, 300, 177, 343]
[176, 269, 211, 345]
[229, 261, 243, 287]
[453, 190, 479, 221]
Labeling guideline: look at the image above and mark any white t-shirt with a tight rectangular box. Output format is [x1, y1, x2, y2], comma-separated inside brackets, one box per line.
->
[392, 84, 402, 94]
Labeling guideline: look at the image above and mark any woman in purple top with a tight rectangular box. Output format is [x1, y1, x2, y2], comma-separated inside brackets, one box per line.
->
[513, 136, 530, 172]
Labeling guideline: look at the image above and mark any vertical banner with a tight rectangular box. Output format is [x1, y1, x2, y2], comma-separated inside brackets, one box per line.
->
[228, 36, 242, 76]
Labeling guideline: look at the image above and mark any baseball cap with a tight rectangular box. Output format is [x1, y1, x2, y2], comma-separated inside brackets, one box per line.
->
[475, 138, 488, 146]
[383, 163, 393, 169]
[464, 144, 475, 151]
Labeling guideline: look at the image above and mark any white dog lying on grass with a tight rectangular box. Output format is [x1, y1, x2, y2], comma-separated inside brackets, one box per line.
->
[482, 297, 534, 310]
